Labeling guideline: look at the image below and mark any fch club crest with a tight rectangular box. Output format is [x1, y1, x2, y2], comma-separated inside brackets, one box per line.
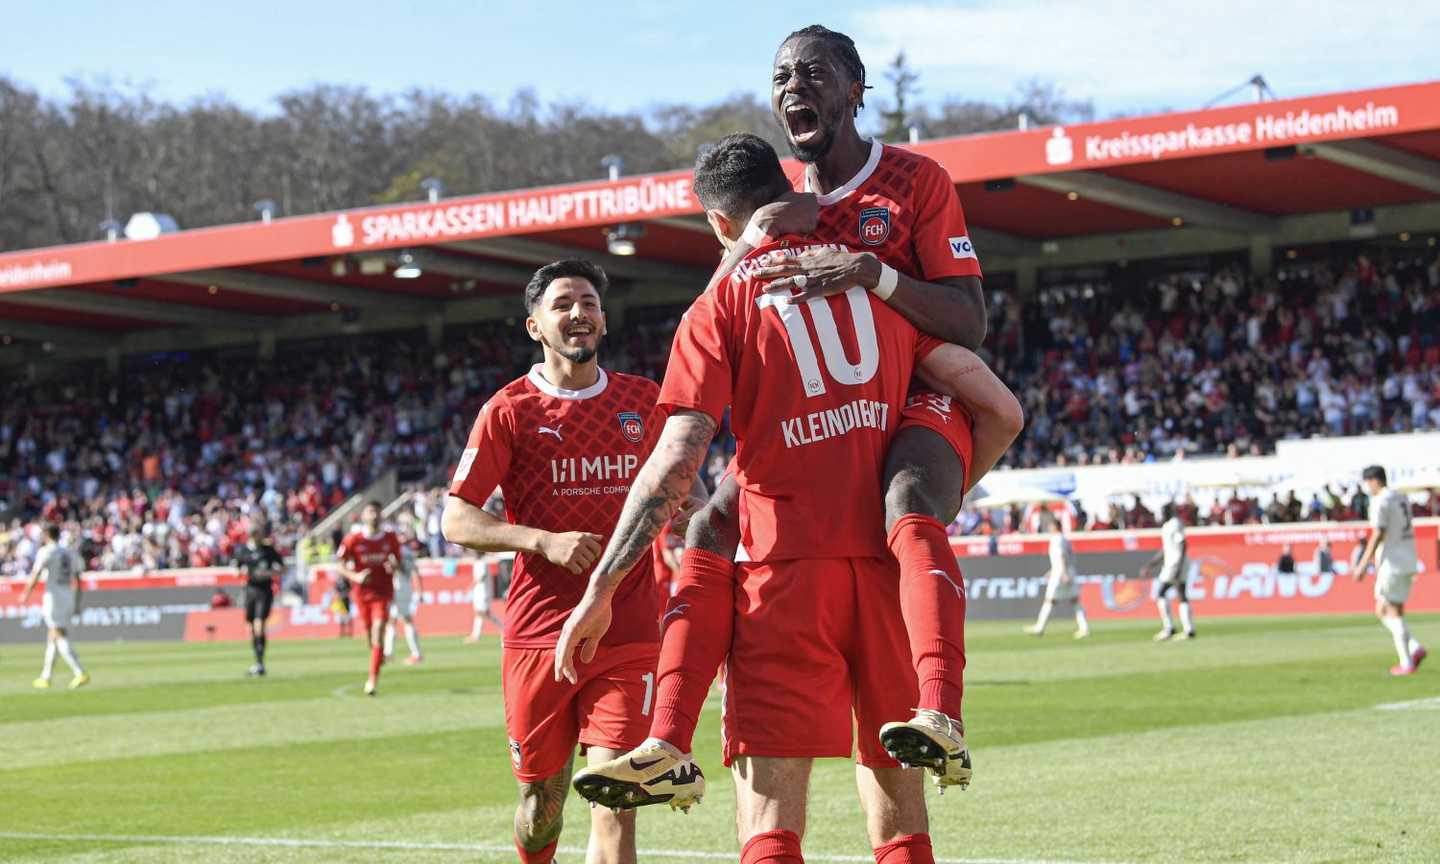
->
[617, 411, 645, 443]
[859, 207, 891, 246]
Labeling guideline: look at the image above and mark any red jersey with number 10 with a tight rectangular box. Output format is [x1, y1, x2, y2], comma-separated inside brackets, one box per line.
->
[660, 241, 942, 562]
[337, 530, 402, 600]
[449, 365, 663, 649]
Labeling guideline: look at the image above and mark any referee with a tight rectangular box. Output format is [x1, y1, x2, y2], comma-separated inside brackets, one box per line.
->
[233, 523, 284, 676]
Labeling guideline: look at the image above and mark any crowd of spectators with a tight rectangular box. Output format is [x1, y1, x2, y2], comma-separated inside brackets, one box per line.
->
[986, 248, 1440, 467]
[3, 244, 1437, 572]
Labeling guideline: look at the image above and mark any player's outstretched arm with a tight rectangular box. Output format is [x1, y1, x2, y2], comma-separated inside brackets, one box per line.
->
[704, 192, 820, 293]
[915, 343, 1025, 491]
[440, 496, 601, 575]
[554, 410, 718, 683]
[19, 555, 43, 604]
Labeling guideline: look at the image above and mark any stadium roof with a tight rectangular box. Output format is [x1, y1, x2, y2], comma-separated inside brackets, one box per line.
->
[2, 81, 1439, 362]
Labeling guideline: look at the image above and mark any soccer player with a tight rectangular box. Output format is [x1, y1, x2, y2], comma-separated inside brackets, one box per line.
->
[232, 522, 284, 676]
[556, 133, 1018, 864]
[464, 560, 503, 643]
[569, 24, 1010, 812]
[1150, 504, 1195, 641]
[1025, 517, 1090, 638]
[1352, 465, 1426, 675]
[384, 538, 424, 665]
[337, 501, 402, 695]
[20, 525, 89, 689]
[441, 259, 686, 864]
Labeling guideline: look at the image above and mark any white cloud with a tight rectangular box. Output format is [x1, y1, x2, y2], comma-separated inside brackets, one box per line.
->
[847, 0, 1440, 114]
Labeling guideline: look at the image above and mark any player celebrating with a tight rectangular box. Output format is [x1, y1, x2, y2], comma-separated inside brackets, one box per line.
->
[21, 525, 90, 690]
[569, 24, 1011, 813]
[1150, 504, 1195, 641]
[442, 259, 682, 864]
[337, 501, 402, 695]
[1025, 517, 1090, 639]
[1352, 465, 1426, 675]
[232, 522, 285, 676]
[384, 537, 424, 665]
[556, 134, 1016, 864]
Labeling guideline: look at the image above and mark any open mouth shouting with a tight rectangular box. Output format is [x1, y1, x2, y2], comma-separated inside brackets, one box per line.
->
[784, 101, 822, 147]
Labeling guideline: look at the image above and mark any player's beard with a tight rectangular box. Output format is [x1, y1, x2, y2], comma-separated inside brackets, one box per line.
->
[544, 331, 602, 365]
[786, 126, 834, 163]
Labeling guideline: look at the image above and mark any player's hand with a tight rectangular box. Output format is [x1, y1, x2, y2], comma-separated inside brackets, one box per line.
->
[553, 589, 614, 684]
[751, 248, 882, 301]
[749, 191, 819, 239]
[353, 568, 371, 584]
[538, 531, 604, 575]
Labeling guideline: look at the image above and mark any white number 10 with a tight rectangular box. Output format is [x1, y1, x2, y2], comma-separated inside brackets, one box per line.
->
[756, 286, 879, 397]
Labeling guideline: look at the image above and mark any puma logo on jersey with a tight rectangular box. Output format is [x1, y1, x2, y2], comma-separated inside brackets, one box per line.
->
[661, 603, 690, 626]
[537, 425, 564, 441]
[931, 568, 966, 599]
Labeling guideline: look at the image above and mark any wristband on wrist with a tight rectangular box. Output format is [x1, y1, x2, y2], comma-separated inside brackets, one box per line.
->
[741, 222, 772, 248]
[872, 263, 899, 301]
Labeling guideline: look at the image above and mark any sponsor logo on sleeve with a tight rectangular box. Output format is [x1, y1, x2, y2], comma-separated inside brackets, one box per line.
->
[453, 448, 478, 484]
[948, 236, 977, 260]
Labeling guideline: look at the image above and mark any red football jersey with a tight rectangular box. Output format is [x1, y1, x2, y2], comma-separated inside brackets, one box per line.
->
[337, 530, 402, 600]
[449, 365, 663, 649]
[801, 139, 983, 282]
[660, 240, 942, 562]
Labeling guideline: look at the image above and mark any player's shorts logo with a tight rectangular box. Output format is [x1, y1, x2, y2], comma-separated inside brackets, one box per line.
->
[859, 207, 891, 246]
[509, 738, 523, 769]
[617, 411, 645, 444]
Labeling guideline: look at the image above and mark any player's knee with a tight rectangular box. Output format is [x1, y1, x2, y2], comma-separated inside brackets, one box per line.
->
[516, 781, 566, 844]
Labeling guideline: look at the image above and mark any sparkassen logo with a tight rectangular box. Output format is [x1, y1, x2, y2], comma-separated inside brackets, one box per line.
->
[1045, 127, 1074, 165]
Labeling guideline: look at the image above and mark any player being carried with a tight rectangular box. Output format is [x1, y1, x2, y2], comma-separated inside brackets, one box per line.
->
[563, 24, 1018, 816]
[1352, 465, 1427, 675]
[442, 260, 700, 864]
[21, 525, 90, 690]
[555, 131, 1021, 864]
[336, 501, 403, 695]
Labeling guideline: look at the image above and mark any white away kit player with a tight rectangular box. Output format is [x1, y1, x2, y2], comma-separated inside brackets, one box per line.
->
[384, 542, 424, 665]
[1025, 517, 1089, 638]
[1150, 504, 1195, 641]
[1352, 465, 1426, 676]
[19, 525, 90, 689]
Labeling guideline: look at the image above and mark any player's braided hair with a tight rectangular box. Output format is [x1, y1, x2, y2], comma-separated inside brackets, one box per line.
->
[782, 25, 871, 112]
[523, 258, 609, 314]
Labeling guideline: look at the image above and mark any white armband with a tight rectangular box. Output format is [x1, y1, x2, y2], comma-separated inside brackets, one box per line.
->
[741, 222, 772, 248]
[872, 263, 899, 301]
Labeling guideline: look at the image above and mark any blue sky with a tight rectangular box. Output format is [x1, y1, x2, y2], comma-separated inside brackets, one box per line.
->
[3, 1, 1436, 118]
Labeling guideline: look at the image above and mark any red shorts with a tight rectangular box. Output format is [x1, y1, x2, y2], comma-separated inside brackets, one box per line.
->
[503, 641, 659, 782]
[722, 557, 916, 768]
[900, 391, 975, 490]
[354, 594, 391, 631]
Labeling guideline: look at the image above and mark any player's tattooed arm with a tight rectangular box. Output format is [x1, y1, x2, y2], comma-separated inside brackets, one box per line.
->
[685, 473, 742, 559]
[588, 410, 718, 595]
[554, 410, 717, 683]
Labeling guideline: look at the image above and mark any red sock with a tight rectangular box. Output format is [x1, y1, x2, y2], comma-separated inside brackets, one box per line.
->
[888, 514, 966, 719]
[514, 838, 556, 864]
[650, 548, 734, 753]
[369, 642, 384, 680]
[741, 829, 804, 864]
[874, 833, 933, 864]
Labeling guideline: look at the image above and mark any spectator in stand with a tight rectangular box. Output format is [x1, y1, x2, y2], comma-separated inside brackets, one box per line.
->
[1276, 544, 1296, 580]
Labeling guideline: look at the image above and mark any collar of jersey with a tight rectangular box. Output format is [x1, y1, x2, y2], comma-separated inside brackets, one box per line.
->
[528, 364, 609, 400]
[803, 139, 883, 206]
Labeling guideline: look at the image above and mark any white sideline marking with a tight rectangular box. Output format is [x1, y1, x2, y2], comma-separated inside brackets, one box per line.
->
[0, 831, 1104, 864]
[1375, 696, 1440, 711]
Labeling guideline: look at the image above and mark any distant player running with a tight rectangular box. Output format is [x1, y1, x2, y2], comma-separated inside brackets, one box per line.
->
[1025, 518, 1090, 639]
[442, 259, 687, 864]
[1352, 465, 1426, 675]
[337, 502, 403, 695]
[20, 525, 90, 689]
[1150, 504, 1195, 641]
[384, 539, 424, 665]
[232, 522, 284, 676]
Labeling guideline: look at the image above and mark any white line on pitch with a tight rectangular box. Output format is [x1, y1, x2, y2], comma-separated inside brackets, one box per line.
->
[0, 831, 1108, 864]
[1374, 695, 1440, 711]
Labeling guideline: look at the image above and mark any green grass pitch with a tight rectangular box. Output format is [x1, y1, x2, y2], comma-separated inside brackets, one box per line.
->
[1, 614, 1437, 863]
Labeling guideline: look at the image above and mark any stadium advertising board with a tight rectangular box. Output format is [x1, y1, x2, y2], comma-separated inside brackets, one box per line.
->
[0, 560, 501, 644]
[955, 521, 1438, 620]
